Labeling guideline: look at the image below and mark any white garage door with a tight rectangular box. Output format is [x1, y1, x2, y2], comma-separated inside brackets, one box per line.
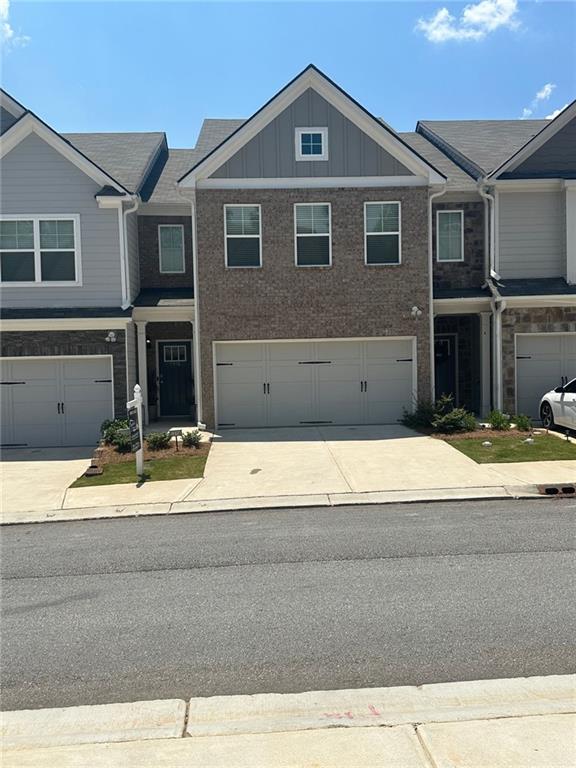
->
[516, 334, 576, 419]
[0, 357, 114, 448]
[215, 339, 415, 428]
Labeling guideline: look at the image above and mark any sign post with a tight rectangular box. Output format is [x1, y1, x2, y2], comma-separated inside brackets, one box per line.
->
[127, 384, 144, 479]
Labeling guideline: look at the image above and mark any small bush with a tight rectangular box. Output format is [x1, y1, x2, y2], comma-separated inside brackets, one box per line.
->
[401, 399, 436, 429]
[488, 410, 511, 431]
[432, 408, 477, 434]
[182, 429, 202, 448]
[101, 418, 129, 445]
[435, 394, 455, 416]
[113, 434, 132, 453]
[514, 413, 532, 432]
[146, 431, 171, 451]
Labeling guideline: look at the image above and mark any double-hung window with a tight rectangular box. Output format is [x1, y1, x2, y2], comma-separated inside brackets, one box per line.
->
[294, 203, 331, 267]
[158, 225, 185, 273]
[0, 215, 80, 284]
[364, 202, 401, 265]
[224, 205, 261, 267]
[437, 210, 464, 262]
[295, 128, 328, 161]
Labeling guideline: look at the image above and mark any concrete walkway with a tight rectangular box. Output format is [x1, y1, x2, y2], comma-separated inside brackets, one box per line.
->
[2, 426, 575, 524]
[2, 675, 574, 766]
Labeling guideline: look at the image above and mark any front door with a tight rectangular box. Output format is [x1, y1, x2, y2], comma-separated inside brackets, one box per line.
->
[435, 335, 457, 403]
[158, 341, 193, 417]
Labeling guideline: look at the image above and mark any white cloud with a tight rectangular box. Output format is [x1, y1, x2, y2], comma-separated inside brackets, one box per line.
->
[1, 0, 31, 52]
[546, 103, 569, 120]
[520, 82, 556, 118]
[416, 0, 519, 43]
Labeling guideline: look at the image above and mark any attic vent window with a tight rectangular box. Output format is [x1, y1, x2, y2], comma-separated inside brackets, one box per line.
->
[295, 127, 328, 162]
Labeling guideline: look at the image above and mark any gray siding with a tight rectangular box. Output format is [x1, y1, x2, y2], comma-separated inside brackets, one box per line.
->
[0, 106, 19, 135]
[125, 207, 140, 302]
[0, 132, 123, 308]
[509, 117, 576, 177]
[211, 88, 414, 179]
[498, 190, 566, 278]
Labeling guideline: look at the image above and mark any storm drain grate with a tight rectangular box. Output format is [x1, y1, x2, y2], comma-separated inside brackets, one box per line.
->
[537, 484, 576, 496]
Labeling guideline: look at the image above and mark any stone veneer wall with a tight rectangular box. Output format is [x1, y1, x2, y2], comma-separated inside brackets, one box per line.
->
[501, 306, 576, 412]
[432, 201, 485, 292]
[0, 330, 127, 417]
[138, 216, 194, 289]
[195, 186, 431, 428]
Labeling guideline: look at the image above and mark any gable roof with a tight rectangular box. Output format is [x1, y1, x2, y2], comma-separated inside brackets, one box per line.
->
[179, 65, 446, 185]
[417, 119, 547, 177]
[146, 148, 202, 204]
[398, 132, 476, 190]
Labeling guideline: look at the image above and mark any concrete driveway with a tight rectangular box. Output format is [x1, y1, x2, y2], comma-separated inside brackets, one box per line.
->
[186, 425, 511, 502]
[0, 447, 92, 514]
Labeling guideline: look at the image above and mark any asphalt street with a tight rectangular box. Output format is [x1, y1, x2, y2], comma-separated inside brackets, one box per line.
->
[1, 498, 575, 710]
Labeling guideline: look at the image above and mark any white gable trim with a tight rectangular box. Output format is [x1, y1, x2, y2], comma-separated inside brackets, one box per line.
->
[198, 175, 431, 190]
[0, 113, 130, 194]
[179, 68, 446, 187]
[489, 100, 576, 179]
[0, 90, 26, 119]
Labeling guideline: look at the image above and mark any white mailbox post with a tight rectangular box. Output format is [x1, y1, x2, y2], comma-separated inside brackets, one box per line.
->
[127, 384, 144, 479]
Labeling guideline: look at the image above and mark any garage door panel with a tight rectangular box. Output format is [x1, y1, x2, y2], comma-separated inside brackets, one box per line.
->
[269, 382, 315, 425]
[217, 382, 267, 427]
[10, 359, 60, 381]
[61, 358, 111, 382]
[517, 336, 563, 357]
[217, 343, 265, 364]
[317, 361, 363, 424]
[268, 342, 315, 363]
[365, 339, 412, 362]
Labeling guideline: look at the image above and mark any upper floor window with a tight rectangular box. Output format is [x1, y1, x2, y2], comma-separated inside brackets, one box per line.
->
[295, 203, 331, 267]
[0, 216, 80, 285]
[437, 210, 464, 262]
[224, 204, 261, 267]
[158, 225, 185, 273]
[295, 127, 328, 162]
[364, 202, 401, 265]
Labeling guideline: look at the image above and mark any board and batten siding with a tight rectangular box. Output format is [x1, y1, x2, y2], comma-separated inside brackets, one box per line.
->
[210, 88, 414, 180]
[498, 189, 566, 278]
[510, 117, 576, 177]
[0, 132, 123, 307]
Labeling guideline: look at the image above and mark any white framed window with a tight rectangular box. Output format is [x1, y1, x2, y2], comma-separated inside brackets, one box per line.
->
[224, 204, 261, 268]
[0, 215, 81, 286]
[437, 210, 464, 262]
[294, 203, 331, 267]
[295, 127, 328, 162]
[158, 224, 185, 273]
[364, 202, 401, 265]
[163, 344, 187, 362]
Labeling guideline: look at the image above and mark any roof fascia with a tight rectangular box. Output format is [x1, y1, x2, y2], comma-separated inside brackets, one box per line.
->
[0, 113, 131, 194]
[179, 66, 446, 186]
[416, 122, 484, 180]
[488, 101, 576, 180]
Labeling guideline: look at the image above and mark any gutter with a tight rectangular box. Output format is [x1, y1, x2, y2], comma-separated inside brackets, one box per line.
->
[428, 182, 447, 401]
[120, 195, 140, 310]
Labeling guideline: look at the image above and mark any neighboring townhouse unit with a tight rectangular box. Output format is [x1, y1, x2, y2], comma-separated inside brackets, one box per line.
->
[0, 66, 574, 447]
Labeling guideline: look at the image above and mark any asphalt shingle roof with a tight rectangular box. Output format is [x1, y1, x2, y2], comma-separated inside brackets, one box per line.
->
[63, 132, 166, 193]
[399, 132, 476, 190]
[146, 148, 202, 204]
[418, 120, 547, 175]
[195, 119, 245, 153]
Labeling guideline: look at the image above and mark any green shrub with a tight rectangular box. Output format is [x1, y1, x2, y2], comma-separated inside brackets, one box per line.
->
[435, 394, 455, 416]
[182, 429, 202, 448]
[514, 413, 532, 432]
[101, 418, 129, 445]
[488, 410, 511, 431]
[401, 399, 436, 429]
[432, 408, 477, 434]
[146, 431, 171, 451]
[113, 434, 132, 453]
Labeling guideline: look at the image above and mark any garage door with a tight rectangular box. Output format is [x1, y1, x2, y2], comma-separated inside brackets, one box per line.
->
[215, 339, 415, 428]
[0, 357, 114, 448]
[516, 334, 576, 419]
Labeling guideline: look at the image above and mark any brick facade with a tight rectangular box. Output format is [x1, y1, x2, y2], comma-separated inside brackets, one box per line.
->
[432, 201, 485, 292]
[502, 306, 576, 412]
[0, 330, 127, 417]
[195, 186, 431, 427]
[137, 216, 194, 290]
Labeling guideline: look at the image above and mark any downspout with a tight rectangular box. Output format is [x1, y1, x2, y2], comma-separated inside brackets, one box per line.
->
[428, 183, 447, 402]
[122, 195, 140, 309]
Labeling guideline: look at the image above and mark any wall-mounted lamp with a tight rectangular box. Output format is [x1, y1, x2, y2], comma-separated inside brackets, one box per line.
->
[411, 306, 423, 319]
[105, 331, 117, 343]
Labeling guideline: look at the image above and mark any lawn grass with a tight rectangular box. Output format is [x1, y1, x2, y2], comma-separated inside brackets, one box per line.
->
[447, 433, 576, 464]
[71, 452, 208, 487]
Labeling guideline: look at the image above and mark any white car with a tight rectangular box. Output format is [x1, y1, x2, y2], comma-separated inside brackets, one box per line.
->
[539, 378, 576, 430]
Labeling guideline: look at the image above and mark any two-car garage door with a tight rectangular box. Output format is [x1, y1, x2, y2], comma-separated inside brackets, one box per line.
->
[0, 357, 114, 448]
[215, 339, 416, 428]
[516, 334, 576, 419]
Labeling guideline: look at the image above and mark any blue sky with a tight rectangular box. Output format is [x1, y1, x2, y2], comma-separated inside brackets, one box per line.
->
[2, 1, 574, 147]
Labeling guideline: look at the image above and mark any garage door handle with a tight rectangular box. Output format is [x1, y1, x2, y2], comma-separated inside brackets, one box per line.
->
[57, 402, 60, 414]
[61, 402, 65, 414]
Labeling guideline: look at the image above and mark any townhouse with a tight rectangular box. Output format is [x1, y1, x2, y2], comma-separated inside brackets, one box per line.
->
[0, 66, 574, 447]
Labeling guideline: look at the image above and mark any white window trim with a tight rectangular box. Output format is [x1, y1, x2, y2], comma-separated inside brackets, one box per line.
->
[436, 209, 464, 263]
[363, 201, 402, 266]
[158, 224, 186, 274]
[294, 202, 332, 268]
[0, 214, 82, 287]
[295, 127, 329, 162]
[223, 204, 262, 269]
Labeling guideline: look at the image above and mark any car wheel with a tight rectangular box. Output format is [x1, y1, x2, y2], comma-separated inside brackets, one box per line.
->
[541, 401, 554, 429]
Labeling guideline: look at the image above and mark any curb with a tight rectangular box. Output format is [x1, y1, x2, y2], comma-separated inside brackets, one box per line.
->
[0, 483, 551, 526]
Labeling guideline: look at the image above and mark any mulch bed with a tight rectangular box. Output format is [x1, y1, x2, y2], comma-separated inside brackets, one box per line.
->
[94, 441, 210, 466]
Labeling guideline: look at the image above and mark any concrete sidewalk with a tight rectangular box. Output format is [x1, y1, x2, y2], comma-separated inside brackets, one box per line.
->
[2, 675, 575, 766]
